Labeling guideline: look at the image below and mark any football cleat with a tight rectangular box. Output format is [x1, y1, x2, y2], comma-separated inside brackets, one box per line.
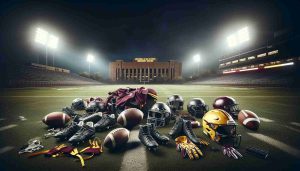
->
[68, 122, 95, 145]
[62, 107, 79, 118]
[138, 124, 159, 151]
[168, 118, 184, 139]
[94, 114, 116, 131]
[182, 119, 200, 146]
[77, 112, 103, 124]
[148, 123, 169, 145]
[54, 121, 83, 140]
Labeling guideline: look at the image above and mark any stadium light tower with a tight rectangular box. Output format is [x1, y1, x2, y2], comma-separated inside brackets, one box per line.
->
[34, 27, 59, 66]
[87, 53, 94, 76]
[193, 54, 201, 75]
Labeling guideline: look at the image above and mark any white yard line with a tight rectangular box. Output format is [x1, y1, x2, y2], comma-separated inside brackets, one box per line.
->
[290, 122, 300, 127]
[248, 133, 300, 158]
[259, 117, 274, 123]
[0, 146, 14, 154]
[120, 129, 148, 171]
[284, 126, 300, 134]
[0, 124, 18, 131]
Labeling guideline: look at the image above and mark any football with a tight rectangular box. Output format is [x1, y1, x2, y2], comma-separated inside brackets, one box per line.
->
[103, 128, 130, 149]
[42, 112, 71, 128]
[117, 108, 144, 129]
[238, 110, 260, 130]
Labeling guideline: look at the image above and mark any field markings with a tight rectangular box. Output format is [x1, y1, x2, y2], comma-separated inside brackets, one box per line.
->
[0, 124, 18, 132]
[0, 146, 14, 154]
[284, 126, 300, 134]
[120, 129, 147, 171]
[248, 133, 300, 158]
[259, 117, 274, 123]
[290, 122, 300, 127]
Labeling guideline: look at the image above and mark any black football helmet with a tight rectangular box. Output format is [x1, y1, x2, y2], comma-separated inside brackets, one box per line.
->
[71, 98, 86, 110]
[147, 102, 172, 127]
[187, 98, 209, 118]
[166, 94, 184, 114]
[86, 98, 106, 114]
[212, 96, 240, 118]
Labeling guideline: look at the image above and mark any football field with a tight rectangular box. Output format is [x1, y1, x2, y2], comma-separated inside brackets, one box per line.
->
[0, 84, 300, 171]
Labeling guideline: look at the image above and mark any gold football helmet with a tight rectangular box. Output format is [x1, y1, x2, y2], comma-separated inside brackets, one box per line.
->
[202, 109, 241, 147]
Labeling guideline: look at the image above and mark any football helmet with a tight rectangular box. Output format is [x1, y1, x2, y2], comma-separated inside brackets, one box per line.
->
[147, 102, 172, 127]
[202, 109, 241, 147]
[187, 98, 209, 118]
[71, 98, 86, 110]
[86, 98, 106, 114]
[213, 96, 240, 118]
[167, 94, 184, 113]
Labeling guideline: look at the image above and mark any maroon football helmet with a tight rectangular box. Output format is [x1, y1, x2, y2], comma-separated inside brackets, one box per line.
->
[213, 96, 240, 118]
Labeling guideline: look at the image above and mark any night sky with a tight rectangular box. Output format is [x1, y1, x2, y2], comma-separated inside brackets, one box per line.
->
[1, 0, 299, 78]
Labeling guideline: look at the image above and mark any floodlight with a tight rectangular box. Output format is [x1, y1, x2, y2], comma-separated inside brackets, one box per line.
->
[35, 28, 48, 45]
[237, 27, 249, 43]
[47, 35, 59, 49]
[193, 54, 201, 63]
[227, 34, 237, 47]
[87, 54, 94, 63]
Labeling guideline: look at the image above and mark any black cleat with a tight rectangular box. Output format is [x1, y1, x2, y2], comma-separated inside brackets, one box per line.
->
[68, 122, 95, 145]
[148, 123, 169, 145]
[169, 118, 184, 139]
[94, 114, 116, 131]
[62, 107, 79, 118]
[182, 119, 200, 146]
[78, 112, 102, 124]
[54, 121, 83, 140]
[139, 125, 159, 151]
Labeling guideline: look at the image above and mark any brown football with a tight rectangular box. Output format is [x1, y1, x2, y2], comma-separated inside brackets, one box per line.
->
[238, 110, 260, 130]
[117, 108, 144, 129]
[42, 112, 71, 128]
[103, 128, 130, 149]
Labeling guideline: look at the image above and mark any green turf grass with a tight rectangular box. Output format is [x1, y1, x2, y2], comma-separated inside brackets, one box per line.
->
[0, 85, 299, 171]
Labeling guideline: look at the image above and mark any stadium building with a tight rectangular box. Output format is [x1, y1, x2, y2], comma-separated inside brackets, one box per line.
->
[109, 58, 182, 82]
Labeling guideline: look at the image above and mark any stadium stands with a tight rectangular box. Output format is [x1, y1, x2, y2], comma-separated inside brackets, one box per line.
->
[7, 65, 102, 87]
[190, 67, 299, 86]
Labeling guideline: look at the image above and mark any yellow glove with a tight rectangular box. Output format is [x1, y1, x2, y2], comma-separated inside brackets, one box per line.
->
[175, 136, 204, 160]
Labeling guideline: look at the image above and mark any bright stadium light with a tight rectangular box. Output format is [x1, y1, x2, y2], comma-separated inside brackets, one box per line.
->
[227, 26, 250, 47]
[227, 34, 238, 47]
[47, 35, 59, 49]
[87, 54, 94, 63]
[193, 54, 201, 63]
[87, 53, 94, 76]
[237, 27, 249, 43]
[35, 28, 48, 45]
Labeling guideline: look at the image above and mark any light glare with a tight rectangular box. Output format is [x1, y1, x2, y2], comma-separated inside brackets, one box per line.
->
[35, 28, 48, 45]
[227, 34, 237, 47]
[193, 54, 201, 63]
[87, 54, 94, 63]
[47, 35, 59, 49]
[237, 27, 249, 43]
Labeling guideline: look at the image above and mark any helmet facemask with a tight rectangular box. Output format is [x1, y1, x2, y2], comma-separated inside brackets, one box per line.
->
[147, 110, 170, 127]
[190, 105, 209, 118]
[215, 124, 241, 148]
[225, 104, 240, 118]
[169, 101, 184, 111]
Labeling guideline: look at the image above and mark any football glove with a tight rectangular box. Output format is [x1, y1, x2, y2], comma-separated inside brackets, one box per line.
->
[222, 146, 243, 159]
[175, 136, 204, 160]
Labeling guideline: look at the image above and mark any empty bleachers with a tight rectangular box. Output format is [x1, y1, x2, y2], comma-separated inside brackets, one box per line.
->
[7, 65, 102, 87]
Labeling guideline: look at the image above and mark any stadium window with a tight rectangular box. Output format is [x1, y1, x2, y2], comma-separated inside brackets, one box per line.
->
[267, 50, 278, 56]
[220, 63, 225, 67]
[259, 64, 264, 67]
[239, 58, 246, 62]
[248, 56, 255, 60]
[286, 58, 293, 62]
[232, 60, 238, 64]
[226, 62, 231, 65]
[257, 53, 267, 58]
